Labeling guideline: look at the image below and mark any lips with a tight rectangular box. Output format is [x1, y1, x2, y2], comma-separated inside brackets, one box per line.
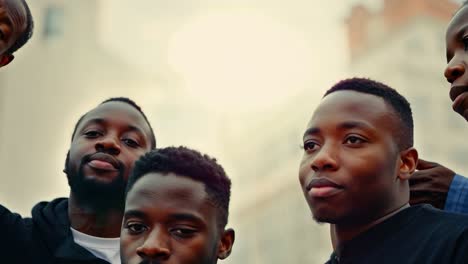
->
[449, 86, 468, 118]
[449, 85, 468, 102]
[306, 177, 344, 198]
[85, 152, 120, 172]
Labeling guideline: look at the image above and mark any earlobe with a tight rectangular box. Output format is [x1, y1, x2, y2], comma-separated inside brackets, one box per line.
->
[398, 147, 418, 180]
[0, 54, 14, 67]
[217, 228, 235, 260]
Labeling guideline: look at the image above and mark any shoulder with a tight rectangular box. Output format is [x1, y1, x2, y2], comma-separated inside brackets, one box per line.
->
[0, 203, 29, 224]
[412, 205, 468, 233]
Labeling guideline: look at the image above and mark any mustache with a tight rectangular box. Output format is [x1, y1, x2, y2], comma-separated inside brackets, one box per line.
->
[138, 261, 162, 264]
[81, 152, 125, 171]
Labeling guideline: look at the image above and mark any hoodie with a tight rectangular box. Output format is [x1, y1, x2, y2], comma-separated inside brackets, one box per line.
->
[0, 198, 110, 264]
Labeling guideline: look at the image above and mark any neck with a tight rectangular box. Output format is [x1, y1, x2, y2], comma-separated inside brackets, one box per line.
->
[68, 192, 124, 238]
[332, 203, 409, 251]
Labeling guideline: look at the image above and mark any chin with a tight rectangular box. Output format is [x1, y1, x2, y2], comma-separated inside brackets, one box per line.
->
[311, 208, 339, 224]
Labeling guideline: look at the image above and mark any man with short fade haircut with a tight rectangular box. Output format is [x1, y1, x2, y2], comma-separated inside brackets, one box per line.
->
[299, 78, 468, 263]
[0, 0, 34, 67]
[120, 146, 235, 264]
[0, 97, 156, 263]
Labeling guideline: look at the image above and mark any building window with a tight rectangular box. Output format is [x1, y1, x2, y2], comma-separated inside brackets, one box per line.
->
[43, 6, 64, 39]
[407, 35, 423, 53]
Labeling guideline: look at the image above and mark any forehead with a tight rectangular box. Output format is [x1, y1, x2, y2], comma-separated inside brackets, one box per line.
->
[307, 91, 396, 132]
[76, 102, 152, 137]
[447, 6, 468, 38]
[125, 173, 215, 217]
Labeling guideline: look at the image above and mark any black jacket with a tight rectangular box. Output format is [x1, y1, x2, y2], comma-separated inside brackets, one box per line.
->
[0, 198, 110, 264]
[325, 205, 468, 264]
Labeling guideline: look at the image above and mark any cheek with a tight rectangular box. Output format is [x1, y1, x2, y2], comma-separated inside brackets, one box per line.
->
[344, 150, 393, 184]
[124, 151, 147, 169]
[69, 138, 94, 159]
[177, 235, 216, 261]
[298, 156, 311, 185]
[68, 146, 85, 169]
[120, 235, 141, 260]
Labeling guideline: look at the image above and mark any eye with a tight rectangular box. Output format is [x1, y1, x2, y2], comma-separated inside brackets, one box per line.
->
[122, 138, 140, 148]
[463, 36, 468, 51]
[125, 222, 148, 235]
[302, 140, 320, 152]
[170, 227, 198, 238]
[344, 135, 366, 145]
[0, 30, 4, 41]
[83, 130, 102, 138]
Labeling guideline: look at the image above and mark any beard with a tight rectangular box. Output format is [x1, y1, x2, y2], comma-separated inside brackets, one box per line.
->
[64, 152, 127, 211]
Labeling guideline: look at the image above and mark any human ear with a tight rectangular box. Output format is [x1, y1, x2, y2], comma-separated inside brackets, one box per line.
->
[217, 228, 235, 260]
[0, 54, 14, 67]
[398, 147, 418, 180]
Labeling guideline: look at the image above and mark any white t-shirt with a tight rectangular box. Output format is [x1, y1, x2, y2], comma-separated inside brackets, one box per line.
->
[70, 227, 121, 264]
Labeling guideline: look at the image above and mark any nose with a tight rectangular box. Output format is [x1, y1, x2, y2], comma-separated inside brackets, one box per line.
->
[444, 59, 466, 83]
[310, 144, 338, 172]
[95, 134, 121, 155]
[136, 229, 171, 261]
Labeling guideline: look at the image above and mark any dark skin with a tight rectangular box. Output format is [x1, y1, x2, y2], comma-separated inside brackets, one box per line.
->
[121, 173, 234, 264]
[0, 0, 27, 67]
[409, 159, 455, 209]
[445, 4, 468, 122]
[67, 101, 153, 237]
[299, 91, 417, 250]
[408, 4, 468, 209]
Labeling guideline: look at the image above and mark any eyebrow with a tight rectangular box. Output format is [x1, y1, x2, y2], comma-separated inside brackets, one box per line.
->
[167, 213, 205, 225]
[455, 22, 468, 37]
[0, 6, 13, 27]
[124, 210, 206, 226]
[81, 118, 146, 137]
[0, 14, 13, 28]
[303, 121, 373, 139]
[124, 209, 147, 220]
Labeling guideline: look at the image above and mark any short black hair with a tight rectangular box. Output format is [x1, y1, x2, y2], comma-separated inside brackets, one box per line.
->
[71, 97, 156, 149]
[126, 146, 232, 230]
[324, 78, 414, 150]
[456, 1, 468, 14]
[6, 0, 34, 54]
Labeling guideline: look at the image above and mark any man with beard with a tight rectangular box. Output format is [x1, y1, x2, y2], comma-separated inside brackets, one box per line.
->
[299, 78, 468, 263]
[0, 0, 34, 67]
[120, 146, 235, 264]
[0, 97, 156, 263]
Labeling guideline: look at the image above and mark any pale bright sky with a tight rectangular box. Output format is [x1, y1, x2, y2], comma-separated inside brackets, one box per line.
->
[97, 0, 385, 112]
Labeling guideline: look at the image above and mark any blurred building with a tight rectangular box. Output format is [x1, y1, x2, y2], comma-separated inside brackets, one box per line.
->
[221, 95, 332, 264]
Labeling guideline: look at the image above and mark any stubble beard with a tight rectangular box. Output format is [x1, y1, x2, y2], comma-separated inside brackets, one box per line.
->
[65, 153, 127, 211]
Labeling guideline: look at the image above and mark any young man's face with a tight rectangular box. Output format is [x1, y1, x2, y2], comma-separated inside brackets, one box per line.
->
[445, 5, 468, 122]
[66, 101, 153, 207]
[0, 0, 27, 66]
[121, 173, 233, 264]
[299, 91, 403, 226]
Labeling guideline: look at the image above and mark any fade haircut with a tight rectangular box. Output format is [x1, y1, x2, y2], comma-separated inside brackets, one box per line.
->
[456, 1, 468, 14]
[126, 146, 232, 230]
[324, 78, 414, 150]
[6, 0, 34, 54]
[71, 97, 156, 149]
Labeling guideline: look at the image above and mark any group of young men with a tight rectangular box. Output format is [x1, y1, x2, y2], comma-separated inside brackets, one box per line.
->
[1, 0, 468, 263]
